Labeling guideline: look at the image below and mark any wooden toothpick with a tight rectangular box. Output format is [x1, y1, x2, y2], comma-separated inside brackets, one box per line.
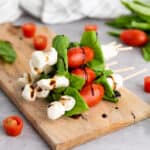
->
[123, 68, 148, 81]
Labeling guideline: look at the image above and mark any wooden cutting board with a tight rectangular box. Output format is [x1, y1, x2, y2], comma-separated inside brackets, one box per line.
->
[0, 23, 149, 150]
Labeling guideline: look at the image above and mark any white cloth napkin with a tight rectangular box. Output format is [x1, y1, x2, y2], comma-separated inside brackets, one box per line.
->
[20, 0, 129, 24]
[0, 0, 22, 23]
[0, 0, 129, 24]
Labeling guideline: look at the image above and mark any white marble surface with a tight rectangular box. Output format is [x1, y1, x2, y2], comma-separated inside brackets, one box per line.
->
[0, 15, 150, 150]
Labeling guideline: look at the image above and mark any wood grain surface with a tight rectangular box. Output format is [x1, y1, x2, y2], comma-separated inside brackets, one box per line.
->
[0, 23, 149, 150]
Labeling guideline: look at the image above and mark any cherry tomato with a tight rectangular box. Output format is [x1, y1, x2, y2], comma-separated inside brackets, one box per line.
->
[3, 116, 23, 136]
[22, 23, 36, 38]
[144, 76, 150, 93]
[84, 24, 98, 31]
[68, 47, 94, 68]
[71, 67, 96, 84]
[33, 35, 48, 50]
[120, 29, 148, 47]
[80, 83, 104, 107]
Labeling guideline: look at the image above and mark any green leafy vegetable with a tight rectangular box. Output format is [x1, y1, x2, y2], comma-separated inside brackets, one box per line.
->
[0, 40, 16, 63]
[64, 87, 88, 116]
[46, 87, 66, 102]
[142, 42, 150, 61]
[52, 35, 70, 74]
[68, 42, 80, 49]
[80, 31, 105, 72]
[68, 73, 85, 90]
[95, 75, 118, 103]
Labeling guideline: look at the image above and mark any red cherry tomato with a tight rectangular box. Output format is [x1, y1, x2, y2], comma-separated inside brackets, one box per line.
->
[120, 29, 148, 47]
[22, 23, 36, 38]
[80, 83, 104, 107]
[71, 67, 96, 84]
[144, 76, 150, 93]
[84, 24, 98, 31]
[33, 35, 48, 50]
[68, 47, 94, 68]
[3, 116, 23, 136]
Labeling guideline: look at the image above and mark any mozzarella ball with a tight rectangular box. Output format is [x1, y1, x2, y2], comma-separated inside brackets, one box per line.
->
[107, 77, 115, 90]
[36, 88, 50, 98]
[60, 95, 76, 111]
[45, 48, 58, 66]
[22, 84, 36, 101]
[30, 51, 47, 70]
[101, 45, 118, 60]
[54, 75, 69, 88]
[18, 73, 32, 87]
[47, 102, 65, 120]
[37, 79, 56, 90]
[112, 74, 123, 89]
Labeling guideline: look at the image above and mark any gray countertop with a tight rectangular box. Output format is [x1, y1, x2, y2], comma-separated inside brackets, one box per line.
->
[0, 15, 149, 150]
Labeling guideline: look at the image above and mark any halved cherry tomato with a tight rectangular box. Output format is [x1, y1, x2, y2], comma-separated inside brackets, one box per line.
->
[22, 23, 36, 38]
[3, 116, 23, 136]
[144, 76, 150, 93]
[120, 29, 148, 47]
[80, 83, 104, 107]
[33, 35, 48, 50]
[84, 24, 98, 32]
[71, 67, 96, 84]
[68, 47, 94, 68]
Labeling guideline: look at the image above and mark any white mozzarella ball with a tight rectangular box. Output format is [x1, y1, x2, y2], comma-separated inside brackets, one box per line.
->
[18, 73, 32, 87]
[60, 95, 76, 111]
[45, 48, 58, 66]
[47, 102, 65, 120]
[30, 51, 47, 70]
[37, 79, 56, 90]
[54, 75, 69, 88]
[36, 88, 50, 98]
[107, 77, 115, 90]
[22, 84, 36, 101]
[101, 45, 118, 60]
[112, 74, 123, 89]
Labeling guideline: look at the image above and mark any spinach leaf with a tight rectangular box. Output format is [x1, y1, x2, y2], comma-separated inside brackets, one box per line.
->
[64, 87, 88, 116]
[80, 31, 105, 71]
[0, 40, 16, 63]
[52, 35, 70, 74]
[142, 42, 150, 61]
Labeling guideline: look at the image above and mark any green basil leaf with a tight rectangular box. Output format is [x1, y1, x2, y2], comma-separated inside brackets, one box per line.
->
[80, 31, 105, 71]
[52, 35, 70, 74]
[64, 87, 88, 116]
[0, 40, 16, 63]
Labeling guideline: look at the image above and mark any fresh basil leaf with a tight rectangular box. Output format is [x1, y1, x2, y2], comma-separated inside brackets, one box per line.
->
[0, 40, 16, 63]
[80, 31, 105, 71]
[142, 42, 150, 61]
[46, 92, 61, 102]
[52, 35, 70, 74]
[68, 73, 85, 90]
[68, 42, 80, 49]
[64, 87, 88, 116]
[95, 75, 118, 103]
[103, 95, 118, 103]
